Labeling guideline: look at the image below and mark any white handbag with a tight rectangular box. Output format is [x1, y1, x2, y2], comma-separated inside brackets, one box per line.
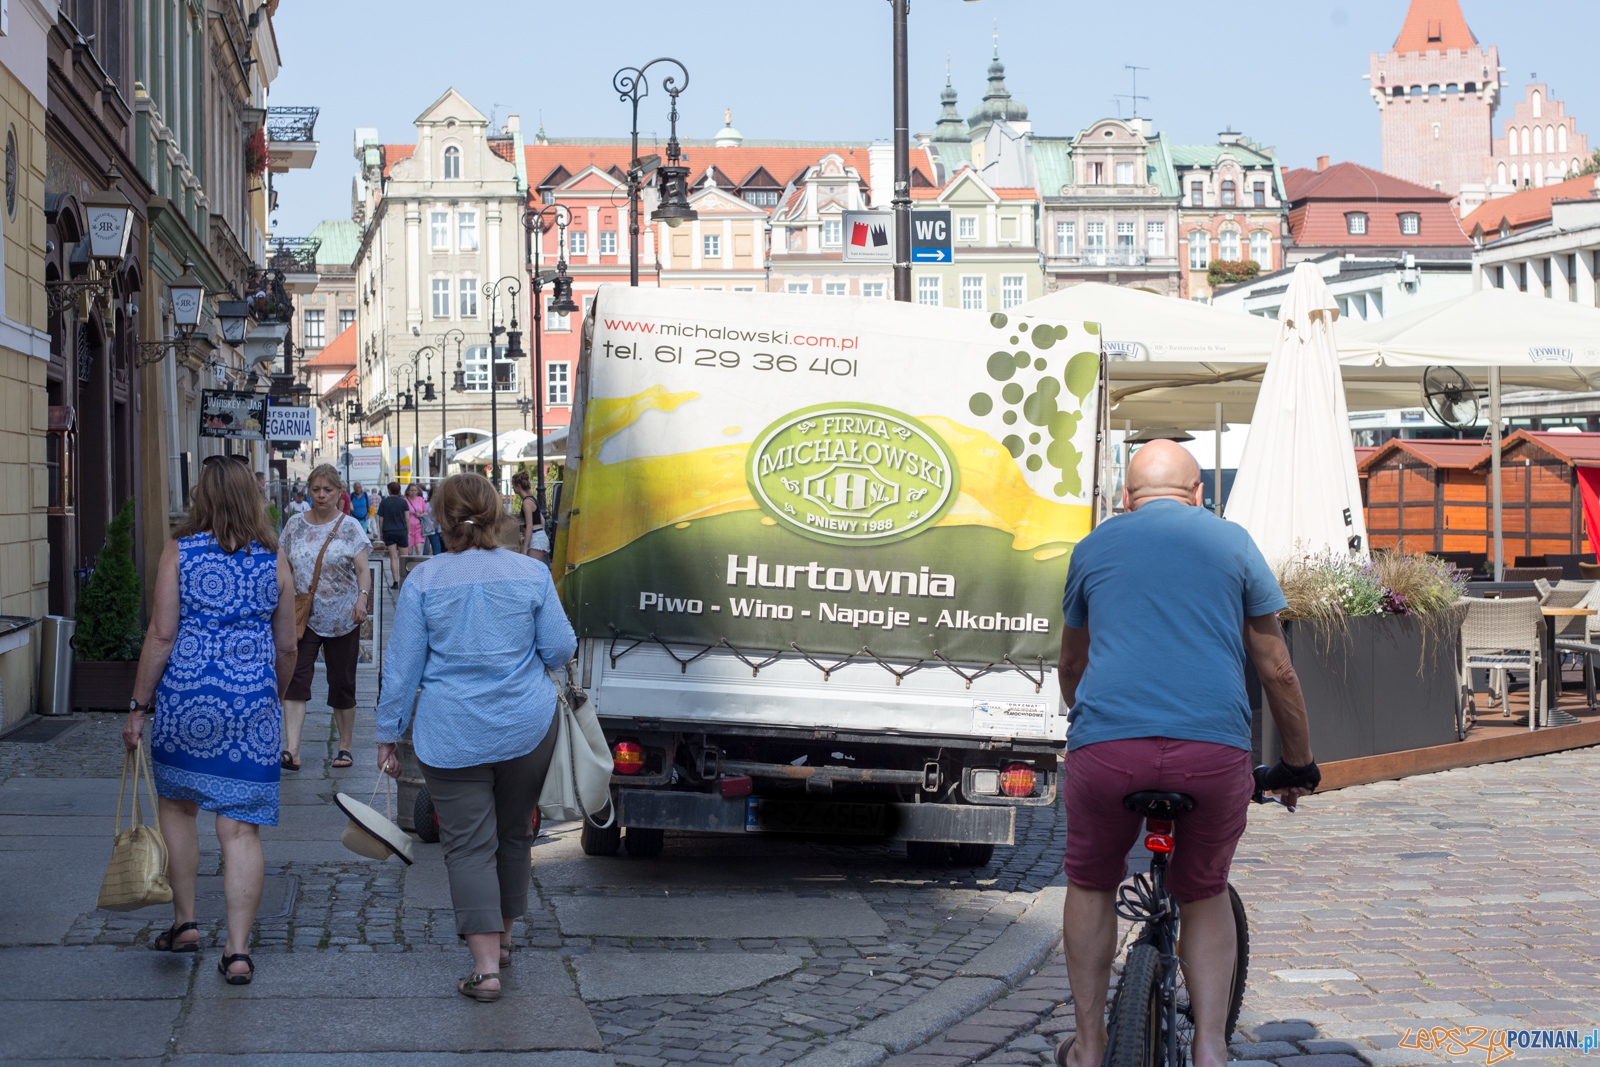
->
[538, 665, 615, 828]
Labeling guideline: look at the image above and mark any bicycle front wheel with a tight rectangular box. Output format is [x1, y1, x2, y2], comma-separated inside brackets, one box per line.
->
[1109, 943, 1165, 1067]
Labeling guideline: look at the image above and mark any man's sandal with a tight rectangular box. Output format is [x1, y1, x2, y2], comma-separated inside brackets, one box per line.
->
[152, 921, 199, 953]
[218, 953, 254, 985]
[280, 751, 300, 771]
[458, 973, 501, 1002]
[1055, 1035, 1075, 1067]
[331, 750, 354, 768]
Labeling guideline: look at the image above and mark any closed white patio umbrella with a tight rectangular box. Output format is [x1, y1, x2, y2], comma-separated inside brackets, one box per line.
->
[1226, 262, 1367, 563]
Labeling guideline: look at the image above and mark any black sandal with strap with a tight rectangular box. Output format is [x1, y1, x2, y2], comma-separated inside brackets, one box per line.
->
[153, 921, 199, 953]
[457, 972, 501, 1002]
[218, 953, 254, 985]
[331, 750, 354, 768]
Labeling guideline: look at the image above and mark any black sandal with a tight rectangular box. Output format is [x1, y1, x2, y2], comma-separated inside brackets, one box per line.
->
[153, 921, 199, 953]
[499, 941, 514, 966]
[280, 751, 300, 771]
[331, 750, 354, 768]
[218, 953, 254, 985]
[458, 972, 500, 1002]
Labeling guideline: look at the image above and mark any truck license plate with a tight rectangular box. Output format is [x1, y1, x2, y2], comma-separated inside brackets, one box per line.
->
[745, 797, 887, 836]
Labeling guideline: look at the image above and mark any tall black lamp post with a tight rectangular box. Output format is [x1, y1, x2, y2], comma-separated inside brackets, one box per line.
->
[613, 58, 697, 286]
[391, 365, 416, 485]
[435, 327, 466, 476]
[482, 276, 524, 490]
[523, 204, 579, 518]
[408, 345, 438, 484]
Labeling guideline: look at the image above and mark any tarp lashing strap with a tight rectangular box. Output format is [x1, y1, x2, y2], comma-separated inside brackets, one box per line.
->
[859, 648, 926, 687]
[718, 639, 784, 678]
[649, 632, 714, 674]
[788, 643, 862, 682]
[932, 652, 1000, 690]
[1002, 655, 1046, 695]
[607, 631, 645, 669]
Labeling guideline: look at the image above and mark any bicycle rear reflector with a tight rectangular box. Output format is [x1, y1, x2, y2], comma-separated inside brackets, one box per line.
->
[1144, 833, 1174, 854]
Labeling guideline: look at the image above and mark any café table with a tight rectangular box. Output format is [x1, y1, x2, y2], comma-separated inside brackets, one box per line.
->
[1541, 607, 1594, 727]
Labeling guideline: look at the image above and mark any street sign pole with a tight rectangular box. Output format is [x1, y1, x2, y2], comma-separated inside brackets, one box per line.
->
[891, 0, 911, 302]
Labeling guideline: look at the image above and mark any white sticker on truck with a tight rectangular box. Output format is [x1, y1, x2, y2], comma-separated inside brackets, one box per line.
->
[970, 699, 1050, 739]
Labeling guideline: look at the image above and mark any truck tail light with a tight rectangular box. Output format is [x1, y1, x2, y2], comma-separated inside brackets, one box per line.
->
[999, 762, 1037, 798]
[612, 741, 645, 775]
[719, 775, 753, 798]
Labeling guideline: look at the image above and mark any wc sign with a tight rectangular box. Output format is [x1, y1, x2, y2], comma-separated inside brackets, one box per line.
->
[910, 210, 952, 263]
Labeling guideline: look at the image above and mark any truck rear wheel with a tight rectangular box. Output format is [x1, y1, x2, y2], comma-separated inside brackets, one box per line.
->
[624, 827, 665, 857]
[581, 818, 621, 856]
[952, 843, 994, 866]
[905, 840, 949, 865]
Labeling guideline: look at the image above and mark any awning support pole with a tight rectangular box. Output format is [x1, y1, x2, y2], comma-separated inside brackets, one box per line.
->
[1491, 367, 1503, 581]
[1214, 402, 1224, 518]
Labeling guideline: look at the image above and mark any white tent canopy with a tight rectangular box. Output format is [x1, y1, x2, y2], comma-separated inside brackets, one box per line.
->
[450, 426, 569, 466]
[1339, 287, 1600, 372]
[1225, 263, 1367, 561]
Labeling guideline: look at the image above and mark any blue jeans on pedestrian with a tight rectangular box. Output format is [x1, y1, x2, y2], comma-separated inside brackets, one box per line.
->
[428, 532, 443, 556]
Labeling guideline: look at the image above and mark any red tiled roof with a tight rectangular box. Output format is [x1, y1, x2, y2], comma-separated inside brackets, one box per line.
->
[1285, 161, 1468, 247]
[304, 325, 356, 367]
[381, 144, 415, 178]
[1390, 0, 1478, 53]
[488, 139, 516, 164]
[325, 367, 357, 397]
[1461, 175, 1600, 238]
[1358, 438, 1488, 472]
[1471, 430, 1600, 470]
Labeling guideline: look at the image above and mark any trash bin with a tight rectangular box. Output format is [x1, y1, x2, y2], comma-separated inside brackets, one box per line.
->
[39, 616, 75, 717]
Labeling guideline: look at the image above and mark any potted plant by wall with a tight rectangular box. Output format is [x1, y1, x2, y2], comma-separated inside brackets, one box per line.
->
[72, 499, 144, 711]
[1267, 551, 1468, 763]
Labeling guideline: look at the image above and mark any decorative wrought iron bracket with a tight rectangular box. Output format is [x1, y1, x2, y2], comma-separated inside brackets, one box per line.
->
[46, 275, 113, 314]
[133, 334, 197, 368]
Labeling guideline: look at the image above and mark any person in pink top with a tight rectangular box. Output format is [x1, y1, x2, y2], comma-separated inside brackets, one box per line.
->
[404, 484, 428, 556]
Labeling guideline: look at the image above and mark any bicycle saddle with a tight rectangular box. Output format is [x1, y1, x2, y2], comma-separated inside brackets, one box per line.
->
[1122, 791, 1195, 818]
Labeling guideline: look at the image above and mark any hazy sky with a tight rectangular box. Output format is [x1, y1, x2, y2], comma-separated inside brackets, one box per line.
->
[269, 0, 1598, 237]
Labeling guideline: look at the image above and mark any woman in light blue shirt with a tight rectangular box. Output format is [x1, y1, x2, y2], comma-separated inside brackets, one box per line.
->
[375, 472, 576, 1003]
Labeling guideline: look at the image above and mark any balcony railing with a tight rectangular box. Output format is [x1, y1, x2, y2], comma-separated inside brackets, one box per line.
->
[268, 236, 321, 274]
[266, 106, 319, 143]
[1079, 250, 1148, 267]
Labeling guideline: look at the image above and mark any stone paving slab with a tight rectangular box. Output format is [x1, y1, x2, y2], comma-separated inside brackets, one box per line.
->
[166, 1055, 615, 1067]
[0, 945, 195, 999]
[573, 949, 802, 1000]
[552, 891, 890, 939]
[185, 944, 575, 999]
[1, 998, 185, 1059]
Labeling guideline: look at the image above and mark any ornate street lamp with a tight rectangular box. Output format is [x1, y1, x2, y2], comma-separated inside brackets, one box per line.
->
[434, 327, 466, 472]
[482, 276, 524, 489]
[134, 259, 211, 367]
[217, 299, 251, 344]
[522, 204, 579, 520]
[48, 166, 134, 314]
[614, 58, 696, 285]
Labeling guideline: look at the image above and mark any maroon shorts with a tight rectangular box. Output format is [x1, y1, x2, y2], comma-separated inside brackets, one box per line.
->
[1063, 737, 1252, 902]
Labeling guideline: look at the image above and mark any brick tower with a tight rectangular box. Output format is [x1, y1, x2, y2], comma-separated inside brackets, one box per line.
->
[1368, 0, 1501, 199]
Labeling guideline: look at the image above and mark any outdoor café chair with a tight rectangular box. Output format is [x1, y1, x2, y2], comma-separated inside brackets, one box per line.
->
[1459, 595, 1547, 732]
[1554, 583, 1600, 712]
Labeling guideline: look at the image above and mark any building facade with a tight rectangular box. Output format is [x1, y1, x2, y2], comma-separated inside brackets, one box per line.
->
[1283, 160, 1472, 265]
[910, 166, 1041, 312]
[1489, 83, 1590, 191]
[1472, 185, 1600, 305]
[1172, 132, 1289, 302]
[1367, 0, 1501, 199]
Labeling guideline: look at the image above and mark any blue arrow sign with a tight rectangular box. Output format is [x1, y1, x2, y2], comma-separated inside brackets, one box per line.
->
[910, 210, 952, 263]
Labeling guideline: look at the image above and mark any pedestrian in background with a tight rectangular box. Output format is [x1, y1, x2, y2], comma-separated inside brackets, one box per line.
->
[375, 472, 576, 1002]
[510, 469, 548, 563]
[121, 453, 297, 985]
[285, 490, 310, 525]
[350, 482, 371, 535]
[280, 464, 371, 772]
[404, 483, 428, 557]
[376, 481, 409, 589]
[419, 488, 443, 555]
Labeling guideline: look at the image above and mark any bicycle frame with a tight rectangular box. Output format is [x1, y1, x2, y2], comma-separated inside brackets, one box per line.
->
[1105, 814, 1183, 1067]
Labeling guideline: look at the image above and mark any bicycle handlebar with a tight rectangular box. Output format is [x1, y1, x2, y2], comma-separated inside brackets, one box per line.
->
[1252, 764, 1299, 811]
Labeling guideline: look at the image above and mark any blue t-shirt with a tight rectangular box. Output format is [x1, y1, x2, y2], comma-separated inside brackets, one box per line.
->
[1060, 499, 1287, 752]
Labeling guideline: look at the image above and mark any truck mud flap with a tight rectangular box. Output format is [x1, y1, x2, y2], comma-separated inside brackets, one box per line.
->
[615, 789, 1014, 845]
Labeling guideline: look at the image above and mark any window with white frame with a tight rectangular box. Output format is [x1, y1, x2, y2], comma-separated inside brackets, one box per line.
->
[457, 211, 478, 252]
[960, 275, 985, 311]
[1115, 161, 1135, 184]
[1398, 212, 1420, 236]
[431, 278, 451, 319]
[1116, 221, 1135, 249]
[443, 146, 461, 179]
[1001, 275, 1025, 309]
[733, 285, 756, 292]
[1190, 181, 1204, 207]
[1219, 231, 1240, 261]
[786, 281, 811, 295]
[917, 275, 941, 306]
[1056, 221, 1075, 256]
[303, 310, 325, 347]
[1346, 212, 1368, 236]
[1249, 231, 1270, 266]
[1084, 221, 1106, 251]
[824, 281, 848, 296]
[861, 281, 885, 299]
[704, 233, 722, 258]
[1188, 232, 1209, 270]
[458, 278, 478, 318]
[958, 215, 978, 241]
[463, 345, 515, 392]
[547, 362, 570, 406]
[599, 230, 617, 255]
[430, 211, 450, 250]
[338, 308, 356, 333]
[1147, 221, 1166, 256]
[822, 219, 842, 247]
[569, 231, 587, 257]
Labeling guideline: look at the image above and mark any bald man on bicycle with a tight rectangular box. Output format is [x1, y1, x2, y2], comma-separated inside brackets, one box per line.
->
[1056, 440, 1320, 1067]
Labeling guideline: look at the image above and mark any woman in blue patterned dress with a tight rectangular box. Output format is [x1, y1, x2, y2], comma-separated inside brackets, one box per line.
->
[123, 454, 298, 985]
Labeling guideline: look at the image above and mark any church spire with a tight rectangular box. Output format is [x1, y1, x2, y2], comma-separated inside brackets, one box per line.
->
[1391, 0, 1478, 52]
[930, 55, 968, 144]
[967, 30, 1028, 140]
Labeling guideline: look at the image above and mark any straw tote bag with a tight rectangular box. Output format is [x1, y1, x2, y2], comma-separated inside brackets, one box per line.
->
[538, 667, 615, 828]
[293, 518, 339, 640]
[97, 746, 174, 912]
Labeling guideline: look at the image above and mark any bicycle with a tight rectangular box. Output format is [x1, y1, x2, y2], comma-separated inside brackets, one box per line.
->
[1101, 765, 1298, 1067]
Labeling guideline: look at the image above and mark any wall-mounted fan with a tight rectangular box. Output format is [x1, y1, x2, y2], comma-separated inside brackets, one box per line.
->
[1422, 366, 1482, 430]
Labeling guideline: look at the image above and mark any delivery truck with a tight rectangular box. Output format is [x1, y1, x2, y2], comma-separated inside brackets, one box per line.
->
[551, 286, 1105, 864]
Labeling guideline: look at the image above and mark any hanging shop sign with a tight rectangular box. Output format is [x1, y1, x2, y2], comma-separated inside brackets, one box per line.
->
[265, 403, 316, 441]
[199, 390, 266, 440]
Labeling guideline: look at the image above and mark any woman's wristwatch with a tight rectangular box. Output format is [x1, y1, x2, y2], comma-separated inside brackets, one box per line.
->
[128, 699, 152, 713]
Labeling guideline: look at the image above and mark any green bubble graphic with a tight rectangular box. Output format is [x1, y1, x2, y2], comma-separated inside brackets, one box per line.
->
[1034, 357, 1047, 371]
[1018, 322, 1031, 332]
[987, 351, 1016, 381]
[990, 312, 1008, 329]
[1053, 481, 1070, 497]
[1055, 325, 1069, 340]
[969, 392, 993, 416]
[1064, 351, 1099, 400]
[1001, 382, 1024, 404]
[1002, 434, 1025, 458]
[1023, 377, 1061, 426]
[1082, 321, 1100, 335]
[1029, 432, 1042, 445]
[1033, 325, 1057, 350]
[1026, 454, 1043, 472]
[1013, 351, 1031, 368]
[1009, 336, 1019, 345]
[1002, 410, 1018, 425]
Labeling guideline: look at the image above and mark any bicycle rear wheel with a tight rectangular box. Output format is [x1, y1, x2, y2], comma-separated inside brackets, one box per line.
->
[1108, 943, 1164, 1067]
[1175, 883, 1250, 1052]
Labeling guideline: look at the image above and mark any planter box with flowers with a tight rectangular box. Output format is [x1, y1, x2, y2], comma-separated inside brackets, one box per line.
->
[1264, 552, 1467, 764]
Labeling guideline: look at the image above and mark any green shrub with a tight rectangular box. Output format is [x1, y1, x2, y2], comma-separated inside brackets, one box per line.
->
[74, 499, 144, 661]
[1207, 259, 1261, 288]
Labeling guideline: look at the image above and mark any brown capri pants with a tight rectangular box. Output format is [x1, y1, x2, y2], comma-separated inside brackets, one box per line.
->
[285, 627, 360, 709]
[420, 720, 559, 936]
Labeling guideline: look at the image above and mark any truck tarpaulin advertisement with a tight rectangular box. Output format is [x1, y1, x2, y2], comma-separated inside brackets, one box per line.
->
[558, 287, 1103, 665]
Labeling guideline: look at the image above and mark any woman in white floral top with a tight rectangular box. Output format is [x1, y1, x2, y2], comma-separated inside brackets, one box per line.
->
[280, 464, 371, 770]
